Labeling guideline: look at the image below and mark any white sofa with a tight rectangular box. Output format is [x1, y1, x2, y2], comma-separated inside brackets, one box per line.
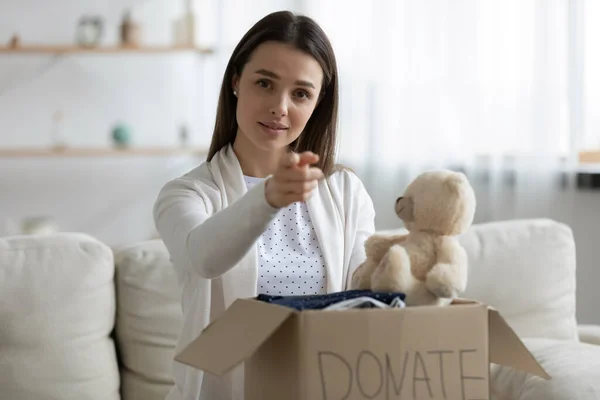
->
[1, 218, 599, 400]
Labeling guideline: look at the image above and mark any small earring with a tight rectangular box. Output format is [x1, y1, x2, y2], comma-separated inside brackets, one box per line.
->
[233, 90, 237, 96]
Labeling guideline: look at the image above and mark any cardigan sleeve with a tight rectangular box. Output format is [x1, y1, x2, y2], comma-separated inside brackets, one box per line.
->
[342, 171, 377, 289]
[153, 177, 280, 279]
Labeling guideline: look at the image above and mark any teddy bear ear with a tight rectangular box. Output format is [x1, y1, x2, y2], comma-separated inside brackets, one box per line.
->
[396, 196, 414, 222]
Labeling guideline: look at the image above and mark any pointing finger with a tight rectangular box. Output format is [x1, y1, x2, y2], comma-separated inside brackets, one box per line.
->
[281, 152, 300, 168]
[298, 152, 319, 167]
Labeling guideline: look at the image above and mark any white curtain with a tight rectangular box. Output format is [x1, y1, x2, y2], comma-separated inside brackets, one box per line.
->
[295, 0, 588, 230]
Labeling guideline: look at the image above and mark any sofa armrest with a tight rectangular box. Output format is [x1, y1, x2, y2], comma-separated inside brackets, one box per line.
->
[578, 324, 600, 346]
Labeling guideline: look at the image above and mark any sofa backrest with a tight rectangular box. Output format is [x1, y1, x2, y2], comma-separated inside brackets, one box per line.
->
[460, 218, 578, 341]
[0, 233, 120, 400]
[113, 239, 182, 400]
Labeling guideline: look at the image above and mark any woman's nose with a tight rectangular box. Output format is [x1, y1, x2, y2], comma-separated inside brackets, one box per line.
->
[269, 96, 288, 117]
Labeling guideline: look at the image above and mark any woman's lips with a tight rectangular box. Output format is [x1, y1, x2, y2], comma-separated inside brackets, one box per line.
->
[258, 121, 289, 135]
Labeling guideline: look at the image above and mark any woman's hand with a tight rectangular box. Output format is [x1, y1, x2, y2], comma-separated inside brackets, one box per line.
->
[265, 151, 324, 208]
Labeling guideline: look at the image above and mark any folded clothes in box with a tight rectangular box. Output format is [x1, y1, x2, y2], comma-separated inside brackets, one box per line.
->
[255, 289, 406, 310]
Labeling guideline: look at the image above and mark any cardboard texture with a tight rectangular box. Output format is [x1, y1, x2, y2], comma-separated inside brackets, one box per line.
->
[176, 298, 550, 400]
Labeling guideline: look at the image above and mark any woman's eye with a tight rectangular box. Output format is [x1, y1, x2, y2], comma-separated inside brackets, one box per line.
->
[295, 90, 310, 99]
[257, 79, 270, 88]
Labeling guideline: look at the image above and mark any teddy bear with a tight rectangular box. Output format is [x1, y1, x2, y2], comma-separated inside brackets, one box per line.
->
[350, 169, 476, 306]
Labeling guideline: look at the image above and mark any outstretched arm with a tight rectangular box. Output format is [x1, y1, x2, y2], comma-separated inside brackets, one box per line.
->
[155, 151, 324, 280]
[154, 178, 279, 280]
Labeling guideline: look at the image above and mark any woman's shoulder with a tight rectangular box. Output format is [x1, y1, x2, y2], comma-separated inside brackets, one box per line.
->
[326, 164, 368, 192]
[323, 164, 373, 210]
[322, 164, 374, 221]
[157, 160, 220, 199]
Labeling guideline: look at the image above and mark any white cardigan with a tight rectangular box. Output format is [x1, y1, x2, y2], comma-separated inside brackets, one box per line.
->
[153, 144, 375, 400]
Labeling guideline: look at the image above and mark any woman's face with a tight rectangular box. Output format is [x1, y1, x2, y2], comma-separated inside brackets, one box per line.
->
[232, 41, 324, 154]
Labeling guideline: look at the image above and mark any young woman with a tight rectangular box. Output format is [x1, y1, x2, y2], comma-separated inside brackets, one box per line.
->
[153, 10, 375, 400]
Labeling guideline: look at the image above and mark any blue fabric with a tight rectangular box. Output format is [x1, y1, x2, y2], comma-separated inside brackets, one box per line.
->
[256, 289, 406, 311]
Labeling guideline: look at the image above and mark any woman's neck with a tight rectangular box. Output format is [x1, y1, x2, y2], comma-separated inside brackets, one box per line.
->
[232, 134, 286, 178]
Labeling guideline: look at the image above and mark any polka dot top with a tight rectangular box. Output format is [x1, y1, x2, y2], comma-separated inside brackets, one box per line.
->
[244, 175, 327, 296]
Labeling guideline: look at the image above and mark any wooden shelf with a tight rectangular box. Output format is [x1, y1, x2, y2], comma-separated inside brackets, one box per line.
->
[579, 150, 600, 164]
[0, 45, 214, 55]
[0, 146, 209, 158]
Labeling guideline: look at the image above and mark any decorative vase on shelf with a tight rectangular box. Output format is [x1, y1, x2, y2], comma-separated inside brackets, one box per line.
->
[8, 34, 20, 48]
[173, 0, 197, 46]
[179, 124, 190, 147]
[111, 123, 132, 148]
[75, 15, 104, 47]
[21, 216, 59, 236]
[120, 10, 141, 47]
[51, 110, 67, 150]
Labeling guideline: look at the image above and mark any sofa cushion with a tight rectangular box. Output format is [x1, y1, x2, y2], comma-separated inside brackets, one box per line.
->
[113, 240, 183, 400]
[0, 233, 119, 400]
[459, 218, 578, 341]
[382, 218, 578, 341]
[491, 338, 600, 400]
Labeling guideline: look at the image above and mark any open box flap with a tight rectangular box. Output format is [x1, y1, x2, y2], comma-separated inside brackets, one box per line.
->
[174, 298, 295, 376]
[488, 308, 551, 379]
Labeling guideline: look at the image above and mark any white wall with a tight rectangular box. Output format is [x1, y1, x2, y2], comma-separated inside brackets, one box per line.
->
[0, 0, 222, 244]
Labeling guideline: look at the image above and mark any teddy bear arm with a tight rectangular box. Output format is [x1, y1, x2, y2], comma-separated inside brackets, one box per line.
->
[370, 244, 419, 294]
[365, 234, 408, 263]
[350, 260, 375, 290]
[426, 236, 469, 298]
[350, 234, 407, 290]
[435, 236, 468, 265]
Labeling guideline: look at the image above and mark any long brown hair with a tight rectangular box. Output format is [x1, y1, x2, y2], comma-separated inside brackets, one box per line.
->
[207, 11, 340, 176]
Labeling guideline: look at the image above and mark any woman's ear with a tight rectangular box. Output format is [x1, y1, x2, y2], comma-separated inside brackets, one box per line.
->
[231, 74, 239, 95]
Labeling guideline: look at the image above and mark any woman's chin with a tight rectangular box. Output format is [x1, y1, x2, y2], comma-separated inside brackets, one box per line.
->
[252, 130, 296, 150]
[235, 126, 299, 153]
